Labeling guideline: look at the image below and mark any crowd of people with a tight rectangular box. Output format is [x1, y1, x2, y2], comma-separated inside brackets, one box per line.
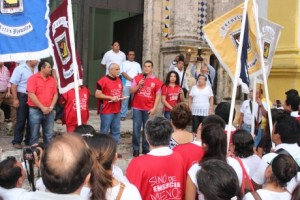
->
[0, 42, 300, 200]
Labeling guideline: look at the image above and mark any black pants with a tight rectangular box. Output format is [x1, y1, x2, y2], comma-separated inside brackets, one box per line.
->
[192, 115, 206, 133]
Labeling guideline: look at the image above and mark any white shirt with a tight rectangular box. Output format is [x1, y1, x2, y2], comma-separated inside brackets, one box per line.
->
[106, 182, 142, 200]
[187, 157, 243, 200]
[169, 65, 189, 90]
[252, 143, 300, 192]
[35, 165, 127, 192]
[22, 191, 83, 200]
[291, 111, 300, 118]
[241, 154, 261, 178]
[243, 189, 291, 200]
[121, 60, 142, 86]
[80, 182, 142, 200]
[189, 85, 213, 116]
[0, 187, 27, 200]
[240, 99, 267, 125]
[101, 50, 126, 75]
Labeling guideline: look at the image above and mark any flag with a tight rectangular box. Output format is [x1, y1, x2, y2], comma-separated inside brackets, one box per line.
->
[0, 0, 51, 61]
[240, 14, 250, 92]
[203, 0, 261, 93]
[49, 0, 83, 94]
[257, 17, 282, 83]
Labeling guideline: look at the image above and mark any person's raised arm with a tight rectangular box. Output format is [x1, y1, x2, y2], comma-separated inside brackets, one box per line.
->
[207, 63, 216, 81]
[189, 63, 197, 80]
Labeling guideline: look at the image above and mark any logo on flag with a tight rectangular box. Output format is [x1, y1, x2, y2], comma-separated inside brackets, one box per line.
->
[203, 0, 261, 93]
[0, 0, 23, 14]
[55, 32, 71, 65]
[50, 0, 83, 93]
[257, 17, 282, 83]
[0, 0, 51, 61]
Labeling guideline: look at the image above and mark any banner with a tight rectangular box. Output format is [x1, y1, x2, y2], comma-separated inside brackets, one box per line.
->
[203, 0, 261, 93]
[257, 17, 282, 83]
[0, 0, 51, 61]
[49, 0, 83, 94]
[240, 14, 250, 92]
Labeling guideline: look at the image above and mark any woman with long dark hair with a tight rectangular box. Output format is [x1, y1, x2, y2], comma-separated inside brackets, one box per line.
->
[161, 71, 184, 119]
[82, 134, 141, 200]
[185, 124, 243, 200]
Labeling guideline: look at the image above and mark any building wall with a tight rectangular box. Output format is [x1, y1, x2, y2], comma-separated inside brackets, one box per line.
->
[143, 0, 299, 103]
[268, 0, 300, 101]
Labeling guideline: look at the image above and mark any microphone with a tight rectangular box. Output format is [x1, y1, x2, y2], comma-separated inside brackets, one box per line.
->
[140, 73, 147, 86]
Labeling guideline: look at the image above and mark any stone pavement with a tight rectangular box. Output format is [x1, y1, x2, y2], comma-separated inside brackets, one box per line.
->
[0, 109, 135, 173]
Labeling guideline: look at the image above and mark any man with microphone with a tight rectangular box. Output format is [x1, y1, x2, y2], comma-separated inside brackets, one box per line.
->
[130, 60, 163, 157]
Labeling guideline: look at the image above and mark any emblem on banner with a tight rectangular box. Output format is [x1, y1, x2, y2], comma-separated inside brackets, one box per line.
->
[230, 30, 250, 51]
[0, 0, 24, 14]
[263, 41, 270, 59]
[55, 31, 71, 65]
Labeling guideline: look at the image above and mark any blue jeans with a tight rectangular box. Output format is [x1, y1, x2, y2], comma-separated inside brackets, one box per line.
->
[12, 93, 31, 145]
[164, 111, 171, 120]
[254, 128, 263, 148]
[29, 108, 55, 145]
[120, 86, 130, 118]
[132, 109, 149, 151]
[242, 123, 263, 147]
[100, 113, 121, 143]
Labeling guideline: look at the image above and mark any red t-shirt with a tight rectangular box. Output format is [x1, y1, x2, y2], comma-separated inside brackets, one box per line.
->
[97, 75, 123, 114]
[27, 73, 57, 107]
[62, 86, 90, 127]
[126, 151, 186, 200]
[161, 84, 181, 111]
[173, 142, 205, 171]
[131, 74, 163, 110]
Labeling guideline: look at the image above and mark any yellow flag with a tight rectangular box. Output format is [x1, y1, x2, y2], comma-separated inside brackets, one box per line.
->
[203, 0, 261, 83]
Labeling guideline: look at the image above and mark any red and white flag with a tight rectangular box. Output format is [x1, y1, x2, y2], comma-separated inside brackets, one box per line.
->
[49, 0, 83, 94]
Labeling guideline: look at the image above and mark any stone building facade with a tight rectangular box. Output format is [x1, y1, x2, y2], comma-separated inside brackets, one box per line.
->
[143, 0, 245, 103]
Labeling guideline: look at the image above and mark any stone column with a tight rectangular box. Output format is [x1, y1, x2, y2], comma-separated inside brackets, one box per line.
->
[169, 0, 199, 41]
[143, 0, 163, 78]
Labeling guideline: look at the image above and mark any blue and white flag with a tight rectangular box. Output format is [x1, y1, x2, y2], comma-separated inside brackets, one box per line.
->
[0, 0, 51, 61]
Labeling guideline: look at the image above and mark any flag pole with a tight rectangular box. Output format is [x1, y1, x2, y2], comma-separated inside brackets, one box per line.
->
[252, 0, 274, 148]
[227, 0, 249, 152]
[67, 0, 82, 125]
[251, 77, 257, 138]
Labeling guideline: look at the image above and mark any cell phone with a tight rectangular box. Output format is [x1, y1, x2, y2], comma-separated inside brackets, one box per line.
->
[276, 100, 281, 108]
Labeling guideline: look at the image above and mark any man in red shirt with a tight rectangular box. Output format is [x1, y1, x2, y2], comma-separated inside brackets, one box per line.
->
[27, 60, 58, 145]
[95, 63, 123, 143]
[126, 116, 186, 199]
[130, 60, 163, 157]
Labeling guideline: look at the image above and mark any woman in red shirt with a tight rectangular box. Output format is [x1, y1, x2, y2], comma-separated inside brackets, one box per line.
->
[161, 71, 184, 119]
